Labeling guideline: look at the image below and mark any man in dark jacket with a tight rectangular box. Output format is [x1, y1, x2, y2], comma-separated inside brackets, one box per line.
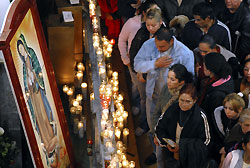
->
[182, 2, 231, 50]
[152, 0, 204, 23]
[220, 0, 250, 64]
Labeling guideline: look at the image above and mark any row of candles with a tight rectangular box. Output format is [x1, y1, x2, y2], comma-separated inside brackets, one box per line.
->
[62, 62, 88, 138]
[89, 0, 136, 167]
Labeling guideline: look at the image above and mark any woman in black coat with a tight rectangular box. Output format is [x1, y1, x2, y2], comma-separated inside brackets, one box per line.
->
[198, 52, 234, 162]
[155, 83, 210, 168]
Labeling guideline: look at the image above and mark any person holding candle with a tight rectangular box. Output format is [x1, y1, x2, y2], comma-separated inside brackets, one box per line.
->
[155, 83, 210, 168]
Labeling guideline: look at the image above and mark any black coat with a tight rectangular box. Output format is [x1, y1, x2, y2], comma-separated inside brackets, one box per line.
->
[129, 23, 150, 73]
[212, 107, 239, 154]
[201, 77, 234, 120]
[220, 2, 250, 64]
[182, 19, 231, 50]
[153, 0, 204, 23]
[155, 103, 210, 168]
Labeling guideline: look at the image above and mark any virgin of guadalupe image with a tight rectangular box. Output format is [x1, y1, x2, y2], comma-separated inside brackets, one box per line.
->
[17, 34, 58, 166]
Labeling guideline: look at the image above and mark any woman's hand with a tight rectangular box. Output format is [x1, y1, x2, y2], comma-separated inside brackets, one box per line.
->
[167, 143, 179, 153]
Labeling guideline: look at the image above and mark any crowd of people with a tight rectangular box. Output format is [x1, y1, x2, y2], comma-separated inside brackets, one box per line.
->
[98, 0, 250, 167]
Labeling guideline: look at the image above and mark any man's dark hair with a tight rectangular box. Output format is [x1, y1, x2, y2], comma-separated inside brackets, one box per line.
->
[199, 35, 216, 49]
[193, 2, 215, 20]
[154, 27, 173, 42]
[138, 0, 156, 14]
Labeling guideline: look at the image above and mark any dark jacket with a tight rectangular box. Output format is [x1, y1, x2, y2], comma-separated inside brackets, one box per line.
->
[224, 123, 244, 153]
[153, 0, 204, 23]
[182, 19, 231, 50]
[220, 2, 250, 64]
[155, 103, 210, 168]
[129, 23, 150, 73]
[212, 106, 239, 154]
[201, 76, 234, 120]
[200, 76, 234, 161]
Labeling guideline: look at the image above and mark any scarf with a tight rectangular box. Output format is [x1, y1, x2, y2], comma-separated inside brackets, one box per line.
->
[161, 85, 183, 114]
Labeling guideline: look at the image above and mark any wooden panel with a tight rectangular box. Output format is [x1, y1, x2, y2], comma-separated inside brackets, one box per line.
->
[56, 0, 83, 59]
[47, 14, 75, 84]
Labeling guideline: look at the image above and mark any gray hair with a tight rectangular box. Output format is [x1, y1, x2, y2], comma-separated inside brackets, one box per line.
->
[239, 108, 250, 123]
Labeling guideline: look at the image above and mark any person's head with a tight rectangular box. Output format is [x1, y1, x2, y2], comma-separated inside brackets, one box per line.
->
[192, 2, 215, 28]
[243, 58, 250, 82]
[179, 83, 198, 111]
[154, 27, 174, 53]
[239, 109, 250, 134]
[145, 8, 162, 34]
[225, 0, 243, 13]
[198, 35, 217, 57]
[223, 93, 245, 119]
[167, 64, 193, 89]
[204, 52, 232, 79]
[139, 1, 159, 19]
[242, 131, 250, 154]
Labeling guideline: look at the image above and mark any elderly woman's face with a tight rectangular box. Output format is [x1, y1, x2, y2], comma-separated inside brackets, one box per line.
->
[179, 93, 196, 111]
[241, 119, 250, 134]
[243, 62, 250, 82]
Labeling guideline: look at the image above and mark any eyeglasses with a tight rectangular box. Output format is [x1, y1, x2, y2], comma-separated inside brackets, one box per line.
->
[179, 98, 193, 105]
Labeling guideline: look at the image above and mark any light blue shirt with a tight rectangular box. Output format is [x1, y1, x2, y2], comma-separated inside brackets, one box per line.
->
[134, 37, 194, 98]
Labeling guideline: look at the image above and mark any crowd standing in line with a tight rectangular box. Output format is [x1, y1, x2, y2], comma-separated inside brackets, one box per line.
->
[100, 0, 250, 167]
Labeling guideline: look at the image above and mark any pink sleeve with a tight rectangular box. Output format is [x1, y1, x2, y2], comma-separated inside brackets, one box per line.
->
[118, 20, 131, 65]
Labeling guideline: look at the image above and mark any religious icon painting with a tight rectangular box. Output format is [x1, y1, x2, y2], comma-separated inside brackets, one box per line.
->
[0, 0, 75, 167]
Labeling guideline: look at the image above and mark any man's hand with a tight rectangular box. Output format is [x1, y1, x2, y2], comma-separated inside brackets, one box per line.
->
[155, 56, 173, 68]
[154, 136, 159, 146]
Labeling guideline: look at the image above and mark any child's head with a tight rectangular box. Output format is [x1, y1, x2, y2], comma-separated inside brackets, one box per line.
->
[223, 93, 245, 119]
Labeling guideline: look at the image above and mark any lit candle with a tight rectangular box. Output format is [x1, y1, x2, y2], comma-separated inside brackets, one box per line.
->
[116, 141, 123, 149]
[108, 129, 113, 138]
[81, 82, 87, 98]
[115, 127, 121, 139]
[70, 106, 76, 114]
[117, 94, 123, 102]
[113, 80, 119, 87]
[77, 62, 85, 71]
[63, 85, 69, 93]
[67, 87, 74, 96]
[122, 111, 128, 127]
[76, 94, 83, 101]
[129, 161, 135, 168]
[117, 122, 123, 129]
[76, 105, 82, 114]
[78, 121, 83, 129]
[122, 160, 129, 167]
[112, 71, 118, 79]
[73, 99, 79, 107]
[101, 119, 107, 130]
[76, 71, 83, 80]
[123, 128, 129, 146]
[90, 93, 95, 100]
